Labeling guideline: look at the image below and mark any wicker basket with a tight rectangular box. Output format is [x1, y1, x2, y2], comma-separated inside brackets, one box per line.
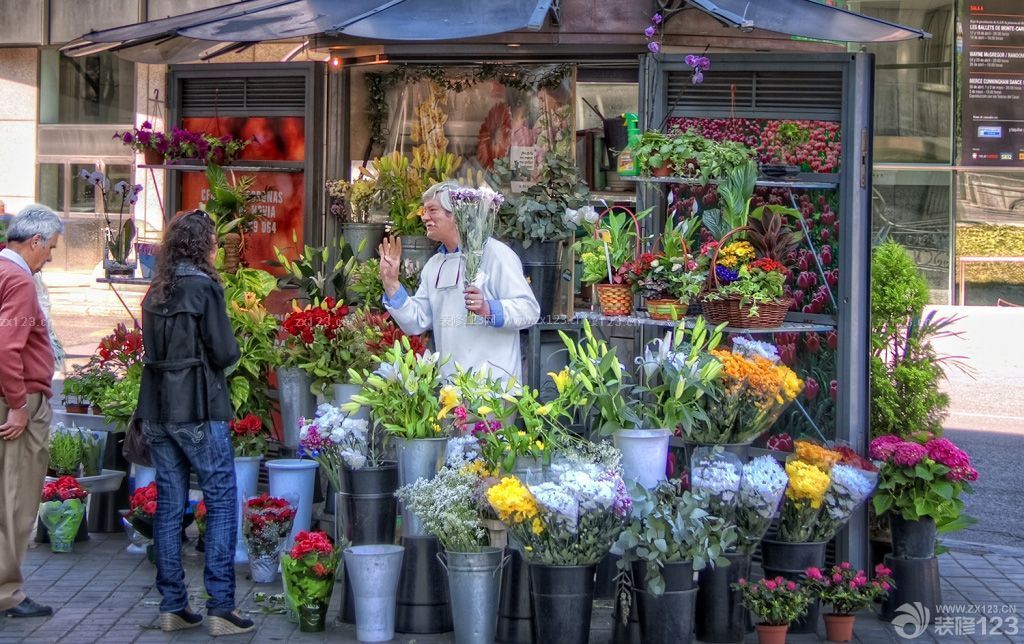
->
[646, 298, 688, 321]
[702, 226, 791, 328]
[701, 295, 792, 328]
[596, 283, 633, 317]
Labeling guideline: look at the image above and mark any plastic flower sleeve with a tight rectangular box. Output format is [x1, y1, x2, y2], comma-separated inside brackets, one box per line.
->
[810, 464, 877, 542]
[734, 455, 788, 554]
[689, 448, 742, 523]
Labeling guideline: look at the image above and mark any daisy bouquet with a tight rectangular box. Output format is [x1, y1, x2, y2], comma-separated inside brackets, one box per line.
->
[486, 461, 630, 565]
[734, 455, 788, 554]
[689, 449, 742, 523]
[810, 462, 877, 542]
[449, 185, 504, 322]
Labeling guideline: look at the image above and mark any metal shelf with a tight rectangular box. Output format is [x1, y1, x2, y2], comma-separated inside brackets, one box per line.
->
[573, 310, 835, 333]
[139, 163, 303, 173]
[623, 174, 839, 190]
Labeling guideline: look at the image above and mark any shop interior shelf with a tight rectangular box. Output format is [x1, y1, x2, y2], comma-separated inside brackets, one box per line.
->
[139, 163, 303, 173]
[573, 310, 835, 333]
[623, 174, 839, 190]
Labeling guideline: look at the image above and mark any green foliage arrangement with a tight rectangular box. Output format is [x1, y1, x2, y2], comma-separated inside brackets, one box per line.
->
[48, 426, 83, 475]
[274, 234, 358, 306]
[490, 151, 590, 246]
[616, 480, 736, 596]
[222, 268, 279, 418]
[201, 164, 263, 240]
[870, 241, 966, 440]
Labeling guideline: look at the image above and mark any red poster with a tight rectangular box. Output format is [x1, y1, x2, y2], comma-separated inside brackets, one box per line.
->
[178, 117, 306, 275]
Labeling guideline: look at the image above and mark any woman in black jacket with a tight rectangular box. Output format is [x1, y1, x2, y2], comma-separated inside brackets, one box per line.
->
[136, 211, 252, 636]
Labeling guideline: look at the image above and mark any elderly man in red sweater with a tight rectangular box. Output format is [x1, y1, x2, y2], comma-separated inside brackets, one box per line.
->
[0, 204, 63, 619]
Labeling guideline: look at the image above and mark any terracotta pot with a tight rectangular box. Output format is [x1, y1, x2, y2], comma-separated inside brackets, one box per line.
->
[91, 405, 103, 415]
[651, 162, 673, 177]
[755, 624, 788, 644]
[824, 613, 855, 642]
[65, 404, 89, 414]
[142, 148, 163, 165]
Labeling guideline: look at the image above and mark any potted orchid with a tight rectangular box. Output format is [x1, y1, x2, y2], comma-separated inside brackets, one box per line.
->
[77, 170, 141, 276]
[113, 121, 169, 164]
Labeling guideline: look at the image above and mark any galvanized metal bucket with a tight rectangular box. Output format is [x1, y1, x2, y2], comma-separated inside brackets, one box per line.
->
[396, 438, 448, 537]
[438, 548, 509, 644]
[276, 367, 316, 449]
[344, 544, 406, 642]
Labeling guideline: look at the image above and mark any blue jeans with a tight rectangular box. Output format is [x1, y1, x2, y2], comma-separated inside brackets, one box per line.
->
[143, 420, 237, 612]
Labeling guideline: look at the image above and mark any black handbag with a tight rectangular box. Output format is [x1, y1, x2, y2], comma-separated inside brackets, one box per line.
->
[122, 411, 153, 467]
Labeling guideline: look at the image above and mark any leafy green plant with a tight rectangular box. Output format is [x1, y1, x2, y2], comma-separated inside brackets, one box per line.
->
[733, 576, 811, 626]
[870, 241, 967, 440]
[556, 319, 640, 434]
[61, 370, 90, 406]
[96, 370, 142, 432]
[48, 427, 83, 476]
[201, 164, 262, 240]
[222, 268, 278, 418]
[490, 151, 589, 246]
[629, 130, 675, 175]
[616, 480, 736, 596]
[80, 431, 102, 476]
[704, 262, 787, 316]
[274, 234, 358, 306]
[747, 205, 804, 262]
[701, 161, 758, 240]
[573, 207, 649, 285]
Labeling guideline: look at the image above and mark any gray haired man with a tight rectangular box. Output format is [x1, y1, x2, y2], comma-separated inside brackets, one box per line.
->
[0, 204, 63, 618]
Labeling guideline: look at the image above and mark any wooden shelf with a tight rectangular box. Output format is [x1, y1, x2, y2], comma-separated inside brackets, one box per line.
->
[574, 310, 835, 333]
[139, 163, 303, 173]
[623, 174, 839, 190]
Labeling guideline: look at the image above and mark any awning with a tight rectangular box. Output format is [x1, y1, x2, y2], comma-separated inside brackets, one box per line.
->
[685, 0, 930, 42]
[61, 0, 555, 64]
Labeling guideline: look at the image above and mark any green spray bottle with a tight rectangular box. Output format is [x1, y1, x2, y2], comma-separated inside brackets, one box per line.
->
[616, 113, 640, 176]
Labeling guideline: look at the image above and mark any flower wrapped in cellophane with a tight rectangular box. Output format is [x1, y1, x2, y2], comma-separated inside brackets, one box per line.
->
[689, 449, 742, 523]
[810, 462, 877, 542]
[690, 338, 803, 445]
[299, 403, 376, 491]
[734, 456, 788, 554]
[486, 461, 630, 565]
[449, 185, 504, 323]
[39, 476, 89, 553]
[281, 530, 340, 632]
[779, 459, 831, 542]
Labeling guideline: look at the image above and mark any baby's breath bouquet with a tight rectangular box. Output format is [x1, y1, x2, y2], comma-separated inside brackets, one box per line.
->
[486, 460, 631, 565]
[396, 466, 488, 552]
[449, 185, 504, 323]
[734, 455, 788, 554]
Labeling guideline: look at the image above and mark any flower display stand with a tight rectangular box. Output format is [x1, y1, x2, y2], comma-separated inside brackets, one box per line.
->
[760, 538, 827, 635]
[880, 553, 941, 625]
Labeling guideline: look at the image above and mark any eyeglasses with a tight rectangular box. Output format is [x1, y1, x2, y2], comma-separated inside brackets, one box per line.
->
[434, 253, 463, 291]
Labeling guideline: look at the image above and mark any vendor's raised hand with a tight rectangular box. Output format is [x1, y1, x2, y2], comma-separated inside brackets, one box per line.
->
[464, 285, 491, 318]
[379, 235, 403, 296]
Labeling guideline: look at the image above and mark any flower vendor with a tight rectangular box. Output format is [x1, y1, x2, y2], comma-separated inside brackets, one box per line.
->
[378, 180, 540, 381]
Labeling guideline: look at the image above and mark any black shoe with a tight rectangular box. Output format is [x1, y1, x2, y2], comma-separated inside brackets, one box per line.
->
[207, 608, 255, 636]
[3, 597, 53, 618]
[159, 606, 203, 631]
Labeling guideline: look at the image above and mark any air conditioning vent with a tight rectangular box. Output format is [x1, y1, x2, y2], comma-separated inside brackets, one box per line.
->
[666, 70, 843, 121]
[181, 75, 306, 115]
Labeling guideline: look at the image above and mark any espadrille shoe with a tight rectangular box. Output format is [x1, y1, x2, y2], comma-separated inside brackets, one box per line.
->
[207, 608, 255, 636]
[159, 607, 203, 632]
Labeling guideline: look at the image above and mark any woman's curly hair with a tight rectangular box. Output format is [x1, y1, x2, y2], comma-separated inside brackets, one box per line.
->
[150, 210, 220, 303]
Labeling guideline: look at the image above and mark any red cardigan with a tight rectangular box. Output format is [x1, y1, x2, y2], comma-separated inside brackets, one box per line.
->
[0, 258, 54, 408]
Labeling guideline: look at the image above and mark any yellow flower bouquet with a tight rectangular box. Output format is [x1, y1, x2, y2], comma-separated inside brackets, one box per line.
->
[486, 464, 631, 565]
[778, 459, 831, 542]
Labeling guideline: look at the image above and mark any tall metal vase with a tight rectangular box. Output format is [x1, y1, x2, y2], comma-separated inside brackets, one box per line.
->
[276, 367, 316, 451]
[395, 438, 448, 537]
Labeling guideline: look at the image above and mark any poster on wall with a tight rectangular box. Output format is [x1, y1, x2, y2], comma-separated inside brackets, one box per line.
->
[961, 1, 1024, 166]
[178, 116, 305, 274]
[378, 66, 575, 195]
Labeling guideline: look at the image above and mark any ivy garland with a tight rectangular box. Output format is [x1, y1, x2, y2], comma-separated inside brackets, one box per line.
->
[365, 63, 574, 153]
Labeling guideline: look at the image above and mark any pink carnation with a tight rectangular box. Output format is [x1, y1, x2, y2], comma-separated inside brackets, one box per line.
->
[869, 435, 903, 461]
[892, 441, 928, 468]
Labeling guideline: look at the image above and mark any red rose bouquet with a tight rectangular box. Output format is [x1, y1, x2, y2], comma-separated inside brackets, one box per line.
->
[230, 413, 267, 457]
[129, 481, 159, 539]
[39, 476, 89, 553]
[243, 494, 297, 559]
[195, 499, 208, 539]
[280, 530, 340, 632]
[280, 298, 363, 396]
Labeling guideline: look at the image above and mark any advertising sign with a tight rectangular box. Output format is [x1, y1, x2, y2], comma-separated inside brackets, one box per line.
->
[961, 2, 1024, 166]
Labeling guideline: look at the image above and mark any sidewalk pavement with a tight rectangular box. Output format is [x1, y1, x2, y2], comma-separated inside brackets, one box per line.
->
[2, 531, 1021, 644]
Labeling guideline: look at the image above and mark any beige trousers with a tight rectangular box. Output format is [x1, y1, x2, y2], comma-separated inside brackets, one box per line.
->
[0, 392, 52, 611]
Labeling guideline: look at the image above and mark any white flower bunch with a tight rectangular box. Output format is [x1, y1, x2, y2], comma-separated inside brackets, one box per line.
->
[811, 463, 877, 542]
[731, 337, 780, 363]
[564, 205, 599, 226]
[446, 435, 482, 468]
[396, 466, 487, 552]
[299, 404, 370, 473]
[732, 455, 788, 554]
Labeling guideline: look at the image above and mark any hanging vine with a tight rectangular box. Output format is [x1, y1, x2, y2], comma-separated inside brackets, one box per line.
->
[365, 63, 574, 155]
